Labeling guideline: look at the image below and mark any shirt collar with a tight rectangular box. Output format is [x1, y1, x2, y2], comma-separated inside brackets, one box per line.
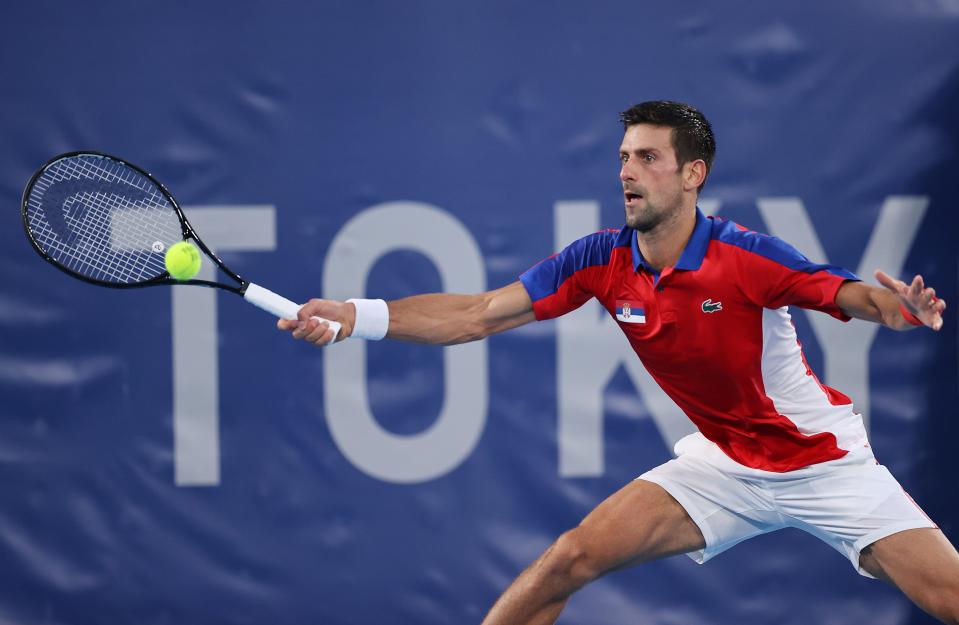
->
[631, 207, 712, 274]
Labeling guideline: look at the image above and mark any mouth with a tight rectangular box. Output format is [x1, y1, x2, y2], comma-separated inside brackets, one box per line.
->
[624, 191, 644, 205]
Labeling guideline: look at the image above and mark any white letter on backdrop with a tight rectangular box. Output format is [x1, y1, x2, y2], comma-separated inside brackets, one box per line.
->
[173, 206, 278, 486]
[323, 202, 487, 483]
[757, 196, 927, 429]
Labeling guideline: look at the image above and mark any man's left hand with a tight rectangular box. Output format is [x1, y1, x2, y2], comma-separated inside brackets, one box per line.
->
[875, 270, 946, 331]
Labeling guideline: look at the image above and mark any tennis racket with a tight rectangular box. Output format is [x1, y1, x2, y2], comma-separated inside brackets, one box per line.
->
[21, 151, 341, 338]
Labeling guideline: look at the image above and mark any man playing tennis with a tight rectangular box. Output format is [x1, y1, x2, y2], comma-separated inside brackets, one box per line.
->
[279, 101, 958, 624]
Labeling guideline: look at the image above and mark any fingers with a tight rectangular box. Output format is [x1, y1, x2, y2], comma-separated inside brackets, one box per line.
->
[876, 270, 933, 309]
[907, 275, 924, 300]
[876, 270, 946, 331]
[874, 269, 906, 294]
[932, 298, 947, 332]
[276, 298, 349, 347]
[921, 287, 946, 332]
[290, 317, 337, 345]
[290, 318, 313, 340]
[910, 277, 940, 314]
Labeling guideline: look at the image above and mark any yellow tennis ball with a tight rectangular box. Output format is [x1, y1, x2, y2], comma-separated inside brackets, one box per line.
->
[165, 241, 202, 280]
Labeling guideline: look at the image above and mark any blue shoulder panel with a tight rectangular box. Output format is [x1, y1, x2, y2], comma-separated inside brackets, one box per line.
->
[520, 229, 628, 302]
[712, 219, 859, 280]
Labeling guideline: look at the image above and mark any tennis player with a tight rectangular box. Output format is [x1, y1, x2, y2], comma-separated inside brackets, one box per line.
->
[279, 101, 958, 624]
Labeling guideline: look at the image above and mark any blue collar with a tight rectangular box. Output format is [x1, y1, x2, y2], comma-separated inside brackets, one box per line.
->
[631, 207, 712, 274]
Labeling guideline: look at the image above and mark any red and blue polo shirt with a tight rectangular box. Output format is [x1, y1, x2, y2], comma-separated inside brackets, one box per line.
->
[520, 209, 866, 472]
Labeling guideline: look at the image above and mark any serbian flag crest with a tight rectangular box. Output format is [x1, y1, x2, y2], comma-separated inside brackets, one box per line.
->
[615, 300, 646, 323]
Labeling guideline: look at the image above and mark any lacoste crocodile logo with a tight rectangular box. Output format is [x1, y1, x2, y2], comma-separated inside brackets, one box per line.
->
[701, 299, 723, 313]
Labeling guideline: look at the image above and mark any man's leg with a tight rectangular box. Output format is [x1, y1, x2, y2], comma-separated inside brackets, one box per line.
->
[859, 528, 959, 624]
[480, 479, 705, 625]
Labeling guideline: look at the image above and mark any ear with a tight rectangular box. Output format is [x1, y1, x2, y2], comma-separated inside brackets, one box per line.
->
[682, 160, 707, 192]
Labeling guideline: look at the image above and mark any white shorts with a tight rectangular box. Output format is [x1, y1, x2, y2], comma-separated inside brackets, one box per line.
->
[639, 433, 937, 577]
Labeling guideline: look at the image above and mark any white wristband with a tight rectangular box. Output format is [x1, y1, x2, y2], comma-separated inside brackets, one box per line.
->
[346, 298, 389, 340]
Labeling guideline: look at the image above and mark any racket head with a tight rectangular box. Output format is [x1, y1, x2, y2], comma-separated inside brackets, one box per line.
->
[21, 152, 240, 292]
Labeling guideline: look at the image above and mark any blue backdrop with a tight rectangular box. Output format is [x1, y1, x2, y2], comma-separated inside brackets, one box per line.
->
[1, 2, 957, 623]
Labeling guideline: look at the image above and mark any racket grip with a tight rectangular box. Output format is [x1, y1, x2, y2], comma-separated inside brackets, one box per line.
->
[244, 282, 342, 341]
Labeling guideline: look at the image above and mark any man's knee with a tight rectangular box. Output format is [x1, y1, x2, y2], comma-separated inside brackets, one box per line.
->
[539, 528, 605, 590]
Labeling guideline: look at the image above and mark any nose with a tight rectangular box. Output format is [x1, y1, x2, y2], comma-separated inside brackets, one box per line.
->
[620, 161, 635, 183]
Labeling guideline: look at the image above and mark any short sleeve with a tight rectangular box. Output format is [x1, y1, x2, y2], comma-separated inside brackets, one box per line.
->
[732, 230, 860, 320]
[519, 231, 616, 321]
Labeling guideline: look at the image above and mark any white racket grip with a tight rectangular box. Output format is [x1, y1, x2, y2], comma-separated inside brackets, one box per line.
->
[244, 282, 342, 341]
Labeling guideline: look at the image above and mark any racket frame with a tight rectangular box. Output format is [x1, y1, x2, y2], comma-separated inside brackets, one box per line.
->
[21, 150, 247, 295]
[21, 150, 341, 335]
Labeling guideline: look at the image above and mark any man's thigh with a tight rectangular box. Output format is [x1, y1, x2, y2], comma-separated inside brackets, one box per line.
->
[573, 479, 706, 572]
[859, 528, 959, 594]
[772, 454, 938, 576]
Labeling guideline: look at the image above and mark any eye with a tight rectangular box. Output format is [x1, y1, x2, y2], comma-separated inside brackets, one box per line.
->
[619, 153, 629, 164]
[643, 153, 656, 163]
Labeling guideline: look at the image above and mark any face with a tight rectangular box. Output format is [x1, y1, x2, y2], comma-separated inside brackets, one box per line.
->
[618, 124, 687, 233]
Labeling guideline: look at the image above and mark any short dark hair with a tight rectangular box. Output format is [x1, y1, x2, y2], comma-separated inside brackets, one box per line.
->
[619, 101, 716, 193]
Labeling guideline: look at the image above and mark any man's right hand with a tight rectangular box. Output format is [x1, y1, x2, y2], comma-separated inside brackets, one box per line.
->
[276, 299, 355, 347]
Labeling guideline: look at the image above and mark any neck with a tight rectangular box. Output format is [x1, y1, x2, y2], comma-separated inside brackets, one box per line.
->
[636, 204, 697, 272]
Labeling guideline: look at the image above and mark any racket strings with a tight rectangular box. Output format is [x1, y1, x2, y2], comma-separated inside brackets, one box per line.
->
[31, 158, 171, 282]
[25, 155, 183, 284]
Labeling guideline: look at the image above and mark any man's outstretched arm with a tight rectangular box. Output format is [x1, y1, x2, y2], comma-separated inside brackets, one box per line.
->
[836, 270, 946, 331]
[277, 280, 536, 346]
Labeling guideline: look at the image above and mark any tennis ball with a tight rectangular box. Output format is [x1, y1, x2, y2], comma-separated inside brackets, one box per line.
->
[165, 241, 202, 281]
